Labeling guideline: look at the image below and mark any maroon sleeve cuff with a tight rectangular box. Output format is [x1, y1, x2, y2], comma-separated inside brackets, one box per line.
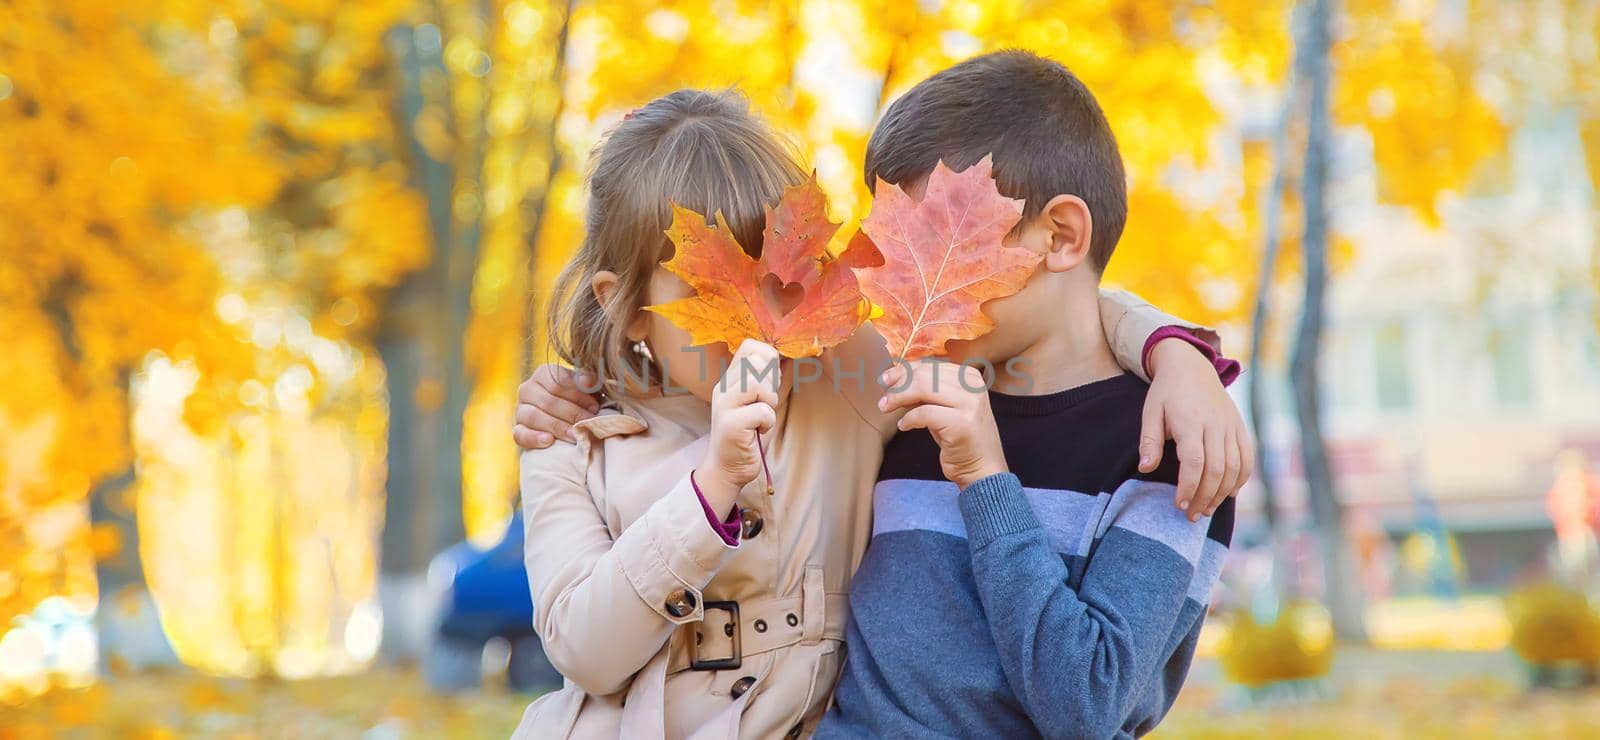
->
[691, 471, 741, 546]
[1143, 325, 1241, 388]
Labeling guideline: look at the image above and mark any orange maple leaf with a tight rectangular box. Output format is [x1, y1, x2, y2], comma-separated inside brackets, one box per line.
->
[855, 155, 1037, 359]
[646, 176, 877, 358]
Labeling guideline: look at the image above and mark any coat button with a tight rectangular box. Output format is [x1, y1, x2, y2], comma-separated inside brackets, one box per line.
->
[753, 619, 768, 633]
[664, 588, 697, 618]
[786, 613, 799, 627]
[730, 675, 756, 699]
[740, 509, 764, 539]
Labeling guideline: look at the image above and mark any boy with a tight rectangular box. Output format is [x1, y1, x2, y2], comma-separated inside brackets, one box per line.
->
[814, 51, 1233, 738]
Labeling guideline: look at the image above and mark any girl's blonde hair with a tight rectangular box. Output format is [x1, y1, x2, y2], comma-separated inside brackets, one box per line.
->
[547, 89, 806, 387]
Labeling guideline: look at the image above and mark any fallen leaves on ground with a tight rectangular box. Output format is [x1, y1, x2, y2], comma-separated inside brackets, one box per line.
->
[1157, 648, 1600, 739]
[0, 668, 529, 739]
[7, 651, 1600, 738]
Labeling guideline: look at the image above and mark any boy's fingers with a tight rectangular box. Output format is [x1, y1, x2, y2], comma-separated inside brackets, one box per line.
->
[957, 364, 988, 390]
[1191, 429, 1225, 520]
[546, 376, 602, 415]
[571, 369, 601, 400]
[1138, 398, 1166, 472]
[878, 364, 904, 389]
[514, 404, 574, 442]
[896, 405, 955, 434]
[1212, 429, 1242, 515]
[1174, 434, 1204, 513]
[718, 384, 751, 409]
[879, 377, 966, 414]
[1236, 428, 1257, 495]
[520, 394, 594, 430]
[512, 425, 555, 450]
[532, 365, 599, 410]
[880, 362, 928, 393]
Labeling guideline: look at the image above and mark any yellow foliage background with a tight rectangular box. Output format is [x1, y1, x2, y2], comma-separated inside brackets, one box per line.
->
[1, 0, 1579, 694]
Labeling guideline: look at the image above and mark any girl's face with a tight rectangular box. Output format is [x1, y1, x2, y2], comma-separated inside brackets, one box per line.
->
[638, 267, 729, 402]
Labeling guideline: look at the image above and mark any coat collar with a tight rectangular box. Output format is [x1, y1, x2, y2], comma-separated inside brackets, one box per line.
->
[574, 390, 711, 441]
[573, 408, 648, 440]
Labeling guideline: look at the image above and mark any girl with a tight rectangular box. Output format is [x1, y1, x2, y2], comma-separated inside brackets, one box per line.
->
[515, 89, 1236, 738]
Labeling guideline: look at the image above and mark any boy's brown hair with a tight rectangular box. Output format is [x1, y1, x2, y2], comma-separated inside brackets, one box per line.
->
[864, 50, 1127, 271]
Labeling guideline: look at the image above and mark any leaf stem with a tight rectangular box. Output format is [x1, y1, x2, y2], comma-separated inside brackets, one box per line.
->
[756, 430, 774, 496]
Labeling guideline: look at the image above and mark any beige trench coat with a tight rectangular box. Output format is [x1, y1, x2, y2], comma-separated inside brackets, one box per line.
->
[514, 290, 1211, 740]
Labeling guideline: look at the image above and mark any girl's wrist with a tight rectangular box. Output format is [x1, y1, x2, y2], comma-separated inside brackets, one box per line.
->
[690, 469, 739, 523]
[693, 459, 741, 514]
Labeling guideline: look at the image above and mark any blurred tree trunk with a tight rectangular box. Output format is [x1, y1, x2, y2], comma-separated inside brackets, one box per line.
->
[516, 0, 577, 379]
[377, 0, 577, 653]
[377, 21, 472, 657]
[87, 380, 177, 669]
[1292, 0, 1366, 641]
[44, 275, 177, 668]
[1249, 101, 1290, 606]
[87, 462, 138, 608]
[1250, 7, 1308, 607]
[1249, 92, 1292, 538]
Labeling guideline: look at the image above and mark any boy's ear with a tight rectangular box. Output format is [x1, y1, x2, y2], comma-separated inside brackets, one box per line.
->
[591, 270, 650, 341]
[1039, 194, 1093, 273]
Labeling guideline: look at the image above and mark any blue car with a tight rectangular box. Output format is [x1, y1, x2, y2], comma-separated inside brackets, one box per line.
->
[425, 511, 563, 693]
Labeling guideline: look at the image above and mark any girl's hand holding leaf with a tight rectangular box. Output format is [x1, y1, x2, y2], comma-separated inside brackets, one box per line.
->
[697, 339, 782, 515]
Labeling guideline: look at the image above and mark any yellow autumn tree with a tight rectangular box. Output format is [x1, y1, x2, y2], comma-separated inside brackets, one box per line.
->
[0, 0, 274, 654]
[1338, 0, 1507, 224]
[127, 0, 438, 675]
[456, 0, 575, 544]
[1464, 0, 1600, 292]
[1, 0, 448, 682]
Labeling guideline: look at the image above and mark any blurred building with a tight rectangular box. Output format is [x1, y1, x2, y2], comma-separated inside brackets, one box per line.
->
[1245, 107, 1600, 593]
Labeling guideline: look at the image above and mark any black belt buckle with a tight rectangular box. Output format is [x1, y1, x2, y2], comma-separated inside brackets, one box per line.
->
[690, 601, 741, 670]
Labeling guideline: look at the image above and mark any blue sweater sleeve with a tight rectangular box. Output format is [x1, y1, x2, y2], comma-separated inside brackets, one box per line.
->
[958, 472, 1203, 740]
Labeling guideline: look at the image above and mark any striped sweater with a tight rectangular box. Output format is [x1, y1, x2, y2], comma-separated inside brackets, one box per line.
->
[817, 372, 1234, 739]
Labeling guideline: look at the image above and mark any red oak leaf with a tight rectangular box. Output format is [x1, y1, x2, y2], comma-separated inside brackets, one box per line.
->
[646, 175, 873, 358]
[854, 155, 1036, 359]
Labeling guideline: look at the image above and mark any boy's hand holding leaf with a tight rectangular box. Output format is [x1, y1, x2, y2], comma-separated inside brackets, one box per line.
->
[879, 361, 1008, 489]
